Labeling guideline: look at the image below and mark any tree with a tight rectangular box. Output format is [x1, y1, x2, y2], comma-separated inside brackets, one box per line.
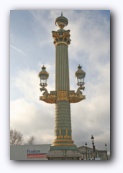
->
[10, 129, 23, 145]
[10, 128, 36, 145]
[27, 136, 35, 145]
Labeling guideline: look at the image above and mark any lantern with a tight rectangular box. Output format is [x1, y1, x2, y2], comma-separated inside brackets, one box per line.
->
[38, 65, 49, 88]
[75, 65, 86, 86]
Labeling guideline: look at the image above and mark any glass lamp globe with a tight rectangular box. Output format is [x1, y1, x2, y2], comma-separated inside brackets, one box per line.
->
[38, 65, 49, 88]
[75, 65, 86, 86]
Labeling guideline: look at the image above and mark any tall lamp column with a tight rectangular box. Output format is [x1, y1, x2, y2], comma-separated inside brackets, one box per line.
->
[38, 13, 86, 160]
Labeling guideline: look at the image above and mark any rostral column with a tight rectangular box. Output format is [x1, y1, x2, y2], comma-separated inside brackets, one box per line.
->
[39, 13, 86, 159]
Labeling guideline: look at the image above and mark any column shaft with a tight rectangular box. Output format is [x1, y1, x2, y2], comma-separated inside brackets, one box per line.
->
[55, 44, 70, 91]
[52, 43, 74, 147]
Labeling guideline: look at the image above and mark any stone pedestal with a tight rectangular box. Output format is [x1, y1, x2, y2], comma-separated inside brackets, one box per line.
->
[47, 147, 82, 160]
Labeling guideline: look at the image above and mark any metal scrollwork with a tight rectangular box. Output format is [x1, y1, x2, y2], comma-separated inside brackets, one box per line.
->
[40, 87, 49, 96]
[76, 85, 85, 95]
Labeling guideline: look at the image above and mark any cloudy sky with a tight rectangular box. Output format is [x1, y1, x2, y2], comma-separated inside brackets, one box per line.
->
[10, 10, 110, 152]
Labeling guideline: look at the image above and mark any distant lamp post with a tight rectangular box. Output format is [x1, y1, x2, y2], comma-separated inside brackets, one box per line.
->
[85, 142, 87, 160]
[91, 135, 95, 160]
[105, 143, 107, 150]
[105, 143, 108, 160]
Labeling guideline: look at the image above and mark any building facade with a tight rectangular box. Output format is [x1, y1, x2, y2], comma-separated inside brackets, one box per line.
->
[77, 146, 108, 160]
[10, 144, 108, 161]
[10, 145, 50, 160]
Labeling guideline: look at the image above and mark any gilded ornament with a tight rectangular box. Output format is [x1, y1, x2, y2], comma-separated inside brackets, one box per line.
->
[57, 91, 68, 101]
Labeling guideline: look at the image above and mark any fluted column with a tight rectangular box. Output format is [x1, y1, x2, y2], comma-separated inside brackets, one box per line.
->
[51, 25, 76, 147]
[55, 44, 69, 90]
[40, 13, 86, 159]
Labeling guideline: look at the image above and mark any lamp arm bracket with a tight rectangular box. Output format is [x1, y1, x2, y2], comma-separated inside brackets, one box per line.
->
[40, 87, 49, 96]
[76, 86, 85, 94]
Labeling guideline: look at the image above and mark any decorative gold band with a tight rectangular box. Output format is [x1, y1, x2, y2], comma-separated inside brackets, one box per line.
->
[40, 90, 85, 103]
[55, 41, 68, 46]
[57, 135, 71, 139]
[57, 90, 68, 101]
[52, 143, 75, 146]
[52, 138, 75, 146]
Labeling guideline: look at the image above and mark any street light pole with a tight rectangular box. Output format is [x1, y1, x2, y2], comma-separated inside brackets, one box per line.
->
[85, 142, 87, 160]
[105, 143, 108, 160]
[38, 13, 86, 160]
[91, 135, 95, 160]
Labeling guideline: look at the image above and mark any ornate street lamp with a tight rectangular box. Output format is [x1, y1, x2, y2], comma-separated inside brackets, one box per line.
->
[38, 65, 49, 93]
[38, 13, 86, 160]
[105, 143, 107, 150]
[91, 135, 94, 146]
[38, 65, 49, 87]
[75, 65, 85, 94]
[91, 135, 95, 160]
[85, 142, 87, 160]
[105, 143, 108, 160]
[75, 65, 86, 86]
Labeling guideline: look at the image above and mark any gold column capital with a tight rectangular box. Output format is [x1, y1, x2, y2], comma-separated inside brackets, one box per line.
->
[52, 29, 71, 46]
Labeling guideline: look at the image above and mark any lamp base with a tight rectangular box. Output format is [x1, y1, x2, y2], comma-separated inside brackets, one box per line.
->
[47, 146, 82, 160]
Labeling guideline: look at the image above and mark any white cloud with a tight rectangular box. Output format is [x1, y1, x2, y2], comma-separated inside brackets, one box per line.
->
[10, 45, 26, 56]
[10, 98, 37, 127]
[10, 97, 55, 144]
[12, 68, 55, 103]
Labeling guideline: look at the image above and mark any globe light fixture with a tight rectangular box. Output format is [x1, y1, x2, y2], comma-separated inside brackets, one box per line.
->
[75, 65, 86, 87]
[38, 65, 49, 88]
[91, 135, 94, 145]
